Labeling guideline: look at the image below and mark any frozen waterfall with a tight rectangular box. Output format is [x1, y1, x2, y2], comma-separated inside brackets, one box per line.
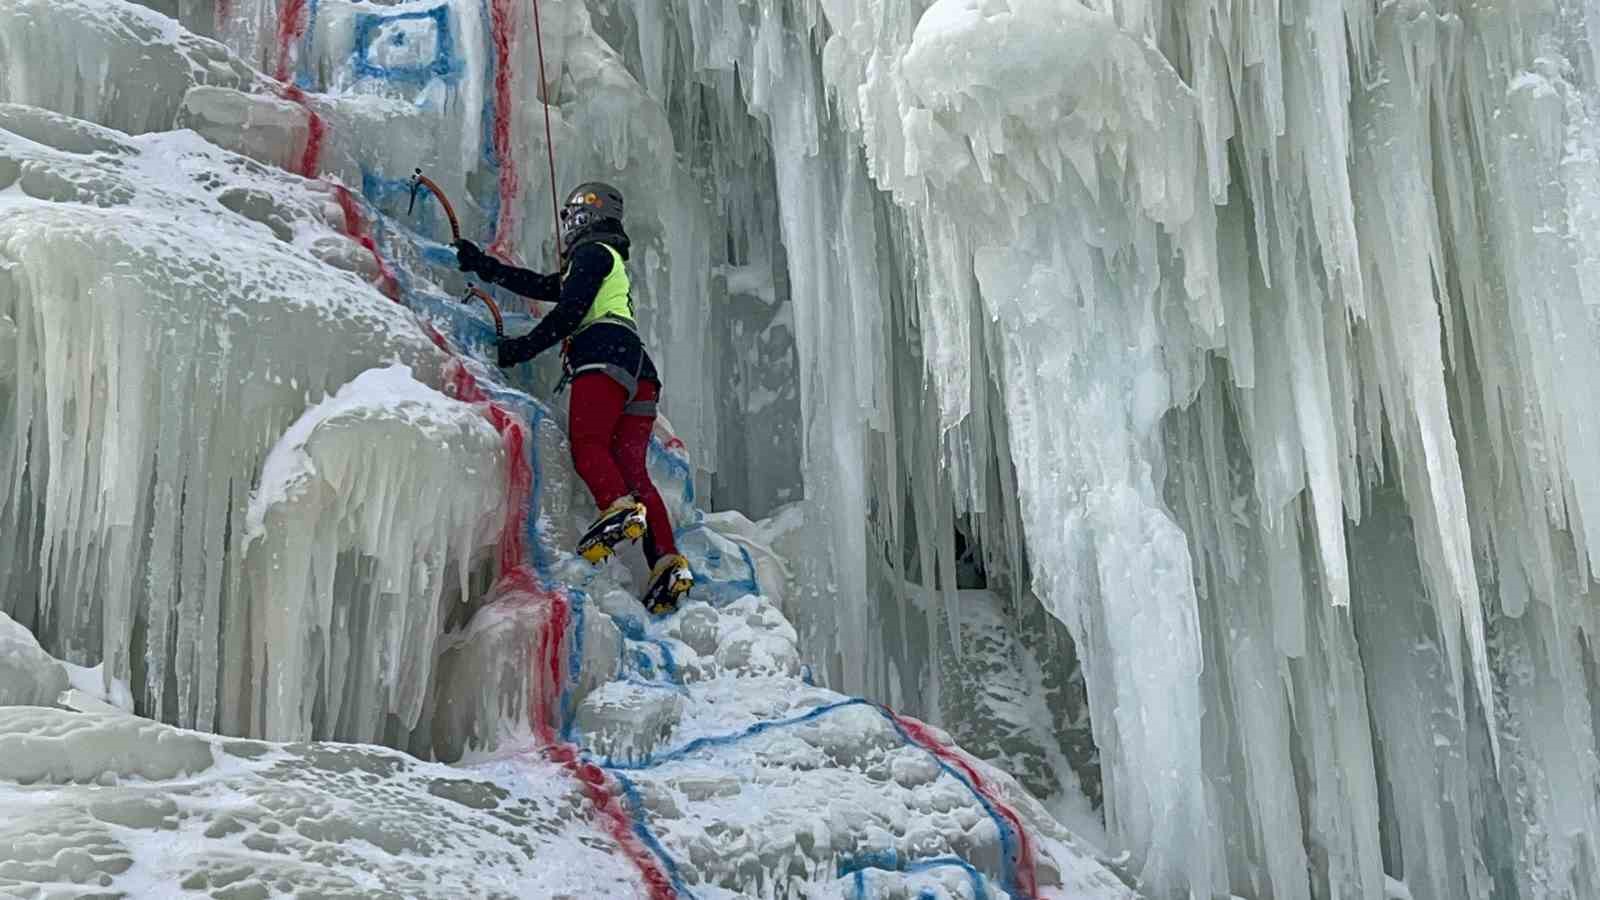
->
[3, 0, 1600, 898]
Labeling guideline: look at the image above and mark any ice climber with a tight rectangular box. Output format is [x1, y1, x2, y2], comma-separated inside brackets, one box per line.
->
[454, 182, 694, 615]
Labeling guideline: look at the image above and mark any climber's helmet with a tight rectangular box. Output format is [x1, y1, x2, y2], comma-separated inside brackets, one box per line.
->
[559, 182, 624, 245]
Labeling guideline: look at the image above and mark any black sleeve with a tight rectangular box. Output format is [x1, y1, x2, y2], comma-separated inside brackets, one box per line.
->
[497, 244, 612, 367]
[475, 254, 560, 302]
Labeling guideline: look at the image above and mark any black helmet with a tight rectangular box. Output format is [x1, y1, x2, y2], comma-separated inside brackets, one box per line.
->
[560, 182, 624, 245]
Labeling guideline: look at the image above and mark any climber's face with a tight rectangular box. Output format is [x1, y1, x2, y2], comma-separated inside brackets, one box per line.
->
[558, 184, 624, 246]
[559, 200, 598, 244]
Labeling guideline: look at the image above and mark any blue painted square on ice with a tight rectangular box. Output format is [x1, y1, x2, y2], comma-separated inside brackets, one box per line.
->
[352, 5, 460, 84]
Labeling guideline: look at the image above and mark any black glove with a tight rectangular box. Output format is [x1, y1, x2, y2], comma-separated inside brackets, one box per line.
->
[454, 239, 492, 276]
[496, 334, 528, 369]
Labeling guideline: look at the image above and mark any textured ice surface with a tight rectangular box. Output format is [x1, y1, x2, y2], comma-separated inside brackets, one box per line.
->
[0, 104, 464, 739]
[624, 3, 1600, 898]
[242, 364, 506, 742]
[0, 0, 257, 134]
[0, 706, 653, 898]
[0, 7, 1125, 896]
[0, 592, 1130, 899]
[9, 0, 1600, 897]
[0, 611, 67, 707]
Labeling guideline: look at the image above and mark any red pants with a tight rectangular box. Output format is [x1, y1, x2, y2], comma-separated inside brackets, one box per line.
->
[567, 373, 677, 565]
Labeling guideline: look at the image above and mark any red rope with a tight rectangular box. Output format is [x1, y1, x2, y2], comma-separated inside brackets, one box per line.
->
[529, 0, 564, 260]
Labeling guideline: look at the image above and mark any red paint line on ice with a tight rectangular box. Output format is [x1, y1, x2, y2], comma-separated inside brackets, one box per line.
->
[281, 85, 326, 179]
[547, 745, 678, 900]
[333, 185, 401, 300]
[533, 583, 569, 744]
[486, 0, 522, 259]
[273, 0, 311, 82]
[272, 7, 398, 304]
[492, 550, 676, 898]
[890, 712, 1040, 899]
[270, 1, 325, 179]
[495, 571, 677, 897]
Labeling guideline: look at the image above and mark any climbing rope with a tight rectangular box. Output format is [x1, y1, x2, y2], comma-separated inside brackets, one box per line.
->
[530, 0, 564, 261]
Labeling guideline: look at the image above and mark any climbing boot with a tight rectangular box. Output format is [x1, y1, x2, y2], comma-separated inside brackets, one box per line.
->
[642, 554, 694, 616]
[577, 496, 648, 564]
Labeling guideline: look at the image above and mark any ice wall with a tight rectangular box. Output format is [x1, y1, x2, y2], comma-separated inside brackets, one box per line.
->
[9, 0, 1600, 896]
[242, 364, 507, 741]
[0, 3, 1135, 896]
[0, 103, 467, 732]
[587, 1, 1600, 898]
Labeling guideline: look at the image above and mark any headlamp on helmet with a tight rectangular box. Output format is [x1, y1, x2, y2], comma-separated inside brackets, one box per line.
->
[558, 182, 624, 246]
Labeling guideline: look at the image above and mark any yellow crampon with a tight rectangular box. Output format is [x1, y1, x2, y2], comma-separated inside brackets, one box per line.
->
[577, 498, 648, 563]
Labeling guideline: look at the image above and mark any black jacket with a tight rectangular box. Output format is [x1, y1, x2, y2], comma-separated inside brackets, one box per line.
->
[473, 225, 659, 391]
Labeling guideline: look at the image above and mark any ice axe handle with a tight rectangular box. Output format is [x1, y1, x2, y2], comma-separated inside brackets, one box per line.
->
[464, 285, 505, 338]
[409, 169, 462, 244]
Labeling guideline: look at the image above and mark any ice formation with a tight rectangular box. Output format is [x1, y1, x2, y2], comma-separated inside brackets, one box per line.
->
[4, 0, 1600, 897]
[0, 611, 67, 707]
[0, 584, 1131, 898]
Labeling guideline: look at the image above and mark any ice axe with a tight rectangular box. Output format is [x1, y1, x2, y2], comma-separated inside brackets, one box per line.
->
[407, 167, 461, 243]
[462, 284, 505, 338]
[410, 171, 500, 335]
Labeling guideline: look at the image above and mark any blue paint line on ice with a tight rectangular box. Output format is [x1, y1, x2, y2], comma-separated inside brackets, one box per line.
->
[360, 168, 414, 207]
[648, 436, 759, 605]
[600, 699, 872, 771]
[560, 587, 587, 742]
[420, 242, 461, 267]
[613, 772, 699, 898]
[837, 848, 900, 876]
[361, 168, 444, 247]
[838, 853, 992, 900]
[475, 0, 504, 247]
[655, 639, 681, 683]
[671, 519, 760, 604]
[600, 697, 1022, 895]
[879, 713, 1026, 899]
[295, 0, 322, 89]
[649, 439, 695, 507]
[614, 614, 684, 689]
[522, 401, 558, 581]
